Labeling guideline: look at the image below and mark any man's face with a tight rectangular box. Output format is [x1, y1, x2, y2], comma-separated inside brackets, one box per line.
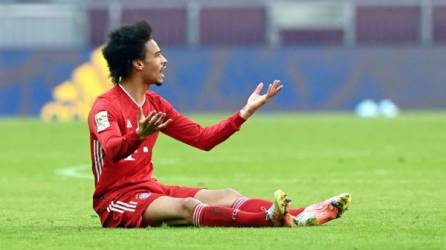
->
[140, 39, 167, 86]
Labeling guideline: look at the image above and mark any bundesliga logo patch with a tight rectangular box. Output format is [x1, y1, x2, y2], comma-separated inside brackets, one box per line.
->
[136, 192, 151, 200]
[95, 111, 110, 132]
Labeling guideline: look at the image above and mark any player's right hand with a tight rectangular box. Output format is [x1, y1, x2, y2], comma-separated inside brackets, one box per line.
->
[136, 108, 172, 138]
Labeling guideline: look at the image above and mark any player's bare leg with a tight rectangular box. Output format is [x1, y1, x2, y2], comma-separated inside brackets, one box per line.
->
[142, 196, 201, 226]
[193, 188, 242, 207]
[143, 190, 291, 227]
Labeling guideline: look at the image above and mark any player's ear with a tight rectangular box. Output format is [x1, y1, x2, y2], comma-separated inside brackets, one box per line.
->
[132, 60, 144, 71]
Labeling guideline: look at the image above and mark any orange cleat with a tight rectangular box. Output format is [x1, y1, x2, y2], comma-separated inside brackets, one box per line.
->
[294, 193, 352, 226]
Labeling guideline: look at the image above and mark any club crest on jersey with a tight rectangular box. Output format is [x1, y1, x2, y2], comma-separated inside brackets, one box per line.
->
[95, 111, 110, 132]
[127, 120, 132, 128]
[136, 192, 151, 200]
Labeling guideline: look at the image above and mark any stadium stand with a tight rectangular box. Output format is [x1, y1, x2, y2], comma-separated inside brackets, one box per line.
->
[1, 0, 446, 120]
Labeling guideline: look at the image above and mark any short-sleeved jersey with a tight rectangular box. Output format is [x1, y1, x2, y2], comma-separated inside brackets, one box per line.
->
[88, 84, 246, 200]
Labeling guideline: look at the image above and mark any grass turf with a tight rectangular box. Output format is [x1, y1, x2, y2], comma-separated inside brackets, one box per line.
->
[0, 113, 445, 249]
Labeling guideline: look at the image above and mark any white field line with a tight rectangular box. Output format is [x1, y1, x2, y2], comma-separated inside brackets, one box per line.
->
[55, 164, 92, 179]
[54, 158, 179, 180]
[54, 149, 384, 180]
[54, 164, 440, 184]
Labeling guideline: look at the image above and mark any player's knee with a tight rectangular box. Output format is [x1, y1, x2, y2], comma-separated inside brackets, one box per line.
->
[223, 188, 242, 200]
[218, 188, 242, 207]
[180, 197, 201, 219]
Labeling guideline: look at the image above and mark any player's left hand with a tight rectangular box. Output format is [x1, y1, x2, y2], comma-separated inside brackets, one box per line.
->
[240, 80, 283, 119]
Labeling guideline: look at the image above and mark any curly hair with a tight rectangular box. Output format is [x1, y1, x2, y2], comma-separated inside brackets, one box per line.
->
[102, 21, 152, 84]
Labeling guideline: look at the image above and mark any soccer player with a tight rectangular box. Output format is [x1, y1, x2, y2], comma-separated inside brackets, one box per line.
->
[88, 21, 351, 228]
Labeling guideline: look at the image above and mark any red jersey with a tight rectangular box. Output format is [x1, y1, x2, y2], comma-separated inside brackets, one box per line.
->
[88, 84, 246, 200]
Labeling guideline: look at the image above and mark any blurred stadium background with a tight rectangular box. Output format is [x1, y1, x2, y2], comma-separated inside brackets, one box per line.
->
[1, 0, 446, 120]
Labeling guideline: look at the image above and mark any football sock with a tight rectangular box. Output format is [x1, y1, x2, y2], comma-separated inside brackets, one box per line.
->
[193, 203, 272, 227]
[232, 197, 304, 216]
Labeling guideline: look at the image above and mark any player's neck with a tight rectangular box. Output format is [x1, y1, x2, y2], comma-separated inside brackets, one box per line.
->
[119, 79, 147, 105]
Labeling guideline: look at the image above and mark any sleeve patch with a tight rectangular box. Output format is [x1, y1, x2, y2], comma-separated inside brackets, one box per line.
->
[95, 111, 110, 132]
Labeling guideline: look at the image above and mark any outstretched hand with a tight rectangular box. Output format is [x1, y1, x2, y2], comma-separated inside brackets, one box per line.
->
[136, 108, 172, 138]
[240, 80, 283, 119]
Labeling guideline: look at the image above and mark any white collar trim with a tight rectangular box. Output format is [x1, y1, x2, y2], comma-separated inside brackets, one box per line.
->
[118, 84, 146, 107]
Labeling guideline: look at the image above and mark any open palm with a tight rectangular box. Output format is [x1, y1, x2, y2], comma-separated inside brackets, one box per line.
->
[240, 80, 283, 119]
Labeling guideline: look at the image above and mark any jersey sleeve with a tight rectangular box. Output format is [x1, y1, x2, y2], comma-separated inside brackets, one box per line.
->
[89, 99, 142, 162]
[158, 96, 246, 151]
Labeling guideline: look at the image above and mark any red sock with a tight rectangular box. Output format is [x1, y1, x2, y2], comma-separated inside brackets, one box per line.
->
[193, 204, 272, 227]
[232, 197, 304, 216]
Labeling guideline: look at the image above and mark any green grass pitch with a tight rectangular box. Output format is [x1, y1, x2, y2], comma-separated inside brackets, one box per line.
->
[0, 113, 445, 249]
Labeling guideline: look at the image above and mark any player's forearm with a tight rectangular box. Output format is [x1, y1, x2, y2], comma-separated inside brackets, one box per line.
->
[239, 105, 256, 120]
[195, 112, 246, 151]
[163, 112, 245, 151]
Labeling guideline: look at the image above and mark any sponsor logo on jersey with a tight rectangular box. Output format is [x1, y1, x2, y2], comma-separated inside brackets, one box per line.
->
[136, 192, 151, 200]
[95, 111, 110, 132]
[124, 154, 135, 161]
[127, 120, 132, 128]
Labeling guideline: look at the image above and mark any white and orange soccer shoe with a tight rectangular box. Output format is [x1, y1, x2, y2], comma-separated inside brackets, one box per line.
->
[293, 193, 352, 226]
[266, 189, 291, 226]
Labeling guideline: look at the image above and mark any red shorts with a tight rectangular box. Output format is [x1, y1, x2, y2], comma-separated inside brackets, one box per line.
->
[94, 181, 202, 228]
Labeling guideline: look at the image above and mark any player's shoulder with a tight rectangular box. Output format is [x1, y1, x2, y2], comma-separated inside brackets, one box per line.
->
[92, 86, 121, 109]
[89, 86, 121, 121]
[146, 90, 170, 105]
[146, 90, 161, 99]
